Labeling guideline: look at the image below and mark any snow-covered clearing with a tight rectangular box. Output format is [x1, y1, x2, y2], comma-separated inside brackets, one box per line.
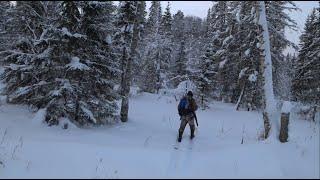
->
[0, 86, 319, 178]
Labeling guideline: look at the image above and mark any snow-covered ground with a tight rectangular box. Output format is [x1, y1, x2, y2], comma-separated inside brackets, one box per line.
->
[0, 85, 319, 178]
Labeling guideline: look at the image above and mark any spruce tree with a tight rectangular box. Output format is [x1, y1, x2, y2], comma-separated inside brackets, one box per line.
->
[292, 8, 320, 109]
[195, 6, 217, 108]
[114, 1, 145, 122]
[131, 1, 146, 86]
[172, 39, 188, 86]
[235, 1, 263, 110]
[158, 2, 173, 89]
[140, 1, 162, 93]
[212, 1, 238, 104]
[1, 1, 119, 127]
[0, 1, 10, 52]
[265, 1, 298, 100]
[170, 10, 186, 87]
[0, 1, 52, 109]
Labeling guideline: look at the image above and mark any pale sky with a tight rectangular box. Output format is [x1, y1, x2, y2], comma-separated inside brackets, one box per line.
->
[145, 1, 318, 55]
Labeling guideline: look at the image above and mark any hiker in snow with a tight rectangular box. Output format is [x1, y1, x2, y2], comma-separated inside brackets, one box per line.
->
[177, 91, 198, 142]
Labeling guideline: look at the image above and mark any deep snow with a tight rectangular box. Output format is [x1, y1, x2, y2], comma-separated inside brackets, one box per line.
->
[0, 83, 319, 178]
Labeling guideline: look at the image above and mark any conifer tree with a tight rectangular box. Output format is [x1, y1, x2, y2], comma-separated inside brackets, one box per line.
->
[115, 1, 145, 122]
[292, 8, 320, 111]
[1, 1, 119, 126]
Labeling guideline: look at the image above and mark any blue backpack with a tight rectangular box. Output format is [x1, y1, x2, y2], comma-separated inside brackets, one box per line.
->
[178, 97, 189, 116]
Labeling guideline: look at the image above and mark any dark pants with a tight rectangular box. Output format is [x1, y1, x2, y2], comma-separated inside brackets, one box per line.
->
[178, 114, 195, 137]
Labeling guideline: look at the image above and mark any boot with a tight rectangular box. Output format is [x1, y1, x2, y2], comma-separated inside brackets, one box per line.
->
[190, 125, 195, 139]
[178, 131, 183, 142]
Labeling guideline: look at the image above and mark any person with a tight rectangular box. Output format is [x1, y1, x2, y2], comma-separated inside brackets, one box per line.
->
[177, 91, 198, 142]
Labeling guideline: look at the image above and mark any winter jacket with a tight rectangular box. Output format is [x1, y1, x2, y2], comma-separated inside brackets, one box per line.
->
[178, 96, 198, 116]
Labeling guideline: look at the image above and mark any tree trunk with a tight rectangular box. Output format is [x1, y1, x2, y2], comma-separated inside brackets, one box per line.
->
[263, 111, 271, 139]
[311, 106, 317, 122]
[235, 81, 246, 111]
[120, 96, 129, 122]
[120, 47, 126, 97]
[120, 47, 132, 123]
[120, 3, 143, 122]
[258, 1, 277, 140]
[279, 112, 289, 142]
[156, 51, 161, 94]
[201, 94, 204, 109]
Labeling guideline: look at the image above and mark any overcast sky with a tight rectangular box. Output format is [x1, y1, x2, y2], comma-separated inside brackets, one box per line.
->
[145, 1, 318, 55]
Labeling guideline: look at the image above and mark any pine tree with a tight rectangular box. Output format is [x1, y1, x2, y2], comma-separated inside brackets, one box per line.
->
[203, 7, 211, 39]
[212, 1, 239, 104]
[195, 7, 217, 108]
[140, 1, 162, 93]
[265, 1, 298, 100]
[160, 2, 172, 37]
[209, 2, 267, 111]
[0, 1, 51, 106]
[81, 1, 115, 43]
[131, 1, 146, 86]
[141, 54, 158, 93]
[0, 1, 10, 52]
[145, 1, 161, 36]
[234, 1, 264, 111]
[172, 10, 184, 43]
[45, 1, 119, 126]
[172, 39, 188, 87]
[41, 1, 92, 126]
[1, 1, 119, 127]
[170, 10, 186, 87]
[158, 2, 173, 89]
[76, 1, 119, 125]
[0, 1, 57, 122]
[196, 45, 216, 109]
[60, 1, 81, 30]
[0, 1, 10, 28]
[114, 1, 145, 122]
[184, 15, 203, 79]
[292, 8, 320, 108]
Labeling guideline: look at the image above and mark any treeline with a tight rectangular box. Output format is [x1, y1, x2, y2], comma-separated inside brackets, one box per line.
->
[0, 1, 319, 127]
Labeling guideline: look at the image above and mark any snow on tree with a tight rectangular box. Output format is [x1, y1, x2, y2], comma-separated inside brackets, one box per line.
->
[158, 2, 174, 90]
[160, 2, 172, 37]
[1, 1, 119, 127]
[265, 1, 298, 100]
[292, 7, 320, 121]
[183, 16, 203, 79]
[131, 1, 146, 86]
[42, 1, 119, 126]
[172, 39, 188, 87]
[76, 1, 119, 124]
[202, 1, 278, 139]
[277, 53, 295, 101]
[0, 0, 316, 134]
[170, 10, 187, 88]
[114, 1, 145, 122]
[212, 1, 240, 104]
[233, 1, 264, 111]
[196, 45, 217, 109]
[199, 2, 227, 104]
[171, 10, 185, 43]
[140, 1, 162, 93]
[194, 5, 219, 108]
[0, 1, 54, 109]
[144, 1, 161, 36]
[257, 1, 277, 139]
[0, 1, 11, 52]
